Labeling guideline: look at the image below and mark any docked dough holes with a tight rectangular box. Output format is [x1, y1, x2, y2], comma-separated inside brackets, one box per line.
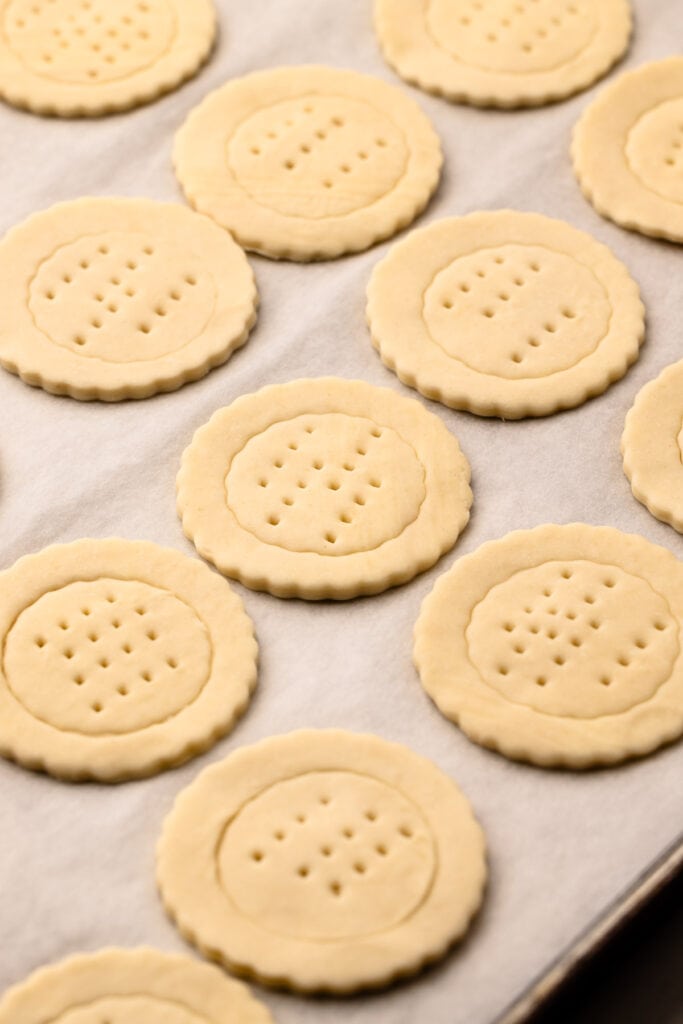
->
[226, 413, 426, 556]
[0, 949, 273, 1024]
[177, 378, 472, 598]
[218, 771, 436, 941]
[0, 198, 257, 400]
[622, 359, 683, 533]
[157, 730, 486, 992]
[0, 0, 216, 115]
[0, 539, 257, 781]
[415, 524, 683, 767]
[367, 211, 644, 418]
[375, 0, 631, 108]
[573, 57, 683, 242]
[174, 66, 442, 260]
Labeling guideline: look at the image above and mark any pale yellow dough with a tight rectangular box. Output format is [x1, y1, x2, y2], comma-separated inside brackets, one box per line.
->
[157, 729, 486, 993]
[367, 211, 644, 418]
[622, 360, 683, 532]
[177, 377, 472, 599]
[0, 539, 257, 781]
[0, 948, 273, 1023]
[573, 57, 683, 243]
[375, 0, 631, 109]
[174, 65, 442, 261]
[0, 0, 215, 116]
[415, 524, 683, 767]
[0, 197, 257, 400]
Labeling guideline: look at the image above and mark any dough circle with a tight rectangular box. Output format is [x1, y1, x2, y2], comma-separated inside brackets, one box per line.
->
[0, 948, 273, 1023]
[367, 211, 644, 418]
[572, 57, 683, 243]
[173, 65, 442, 260]
[0, 197, 257, 401]
[0, 0, 215, 116]
[415, 524, 683, 767]
[177, 377, 472, 599]
[375, 0, 631, 108]
[0, 539, 257, 781]
[622, 359, 683, 532]
[156, 729, 486, 993]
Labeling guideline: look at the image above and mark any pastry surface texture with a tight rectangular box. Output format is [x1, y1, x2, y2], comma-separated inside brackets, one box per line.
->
[367, 210, 644, 418]
[415, 524, 683, 767]
[622, 360, 683, 532]
[0, 948, 273, 1023]
[375, 0, 631, 108]
[173, 65, 442, 260]
[0, 0, 216, 116]
[177, 377, 472, 599]
[0, 539, 257, 781]
[0, 197, 257, 400]
[157, 729, 487, 993]
[573, 57, 683, 242]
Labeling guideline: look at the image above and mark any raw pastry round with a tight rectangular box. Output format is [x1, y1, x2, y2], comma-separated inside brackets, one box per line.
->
[415, 524, 683, 767]
[174, 65, 442, 261]
[177, 377, 472, 599]
[0, 948, 273, 1023]
[0, 0, 216, 117]
[157, 729, 486, 993]
[573, 57, 683, 243]
[375, 0, 631, 109]
[0, 197, 257, 401]
[622, 360, 683, 532]
[367, 211, 644, 418]
[0, 539, 257, 781]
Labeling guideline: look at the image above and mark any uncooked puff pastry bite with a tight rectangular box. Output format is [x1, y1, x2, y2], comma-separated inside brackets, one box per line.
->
[177, 377, 472, 599]
[173, 65, 442, 261]
[0, 198, 257, 400]
[375, 0, 631, 108]
[622, 360, 683, 532]
[415, 524, 683, 768]
[573, 57, 683, 243]
[367, 210, 644, 418]
[0, 539, 257, 781]
[0, 0, 215, 116]
[0, 948, 273, 1023]
[157, 729, 487, 993]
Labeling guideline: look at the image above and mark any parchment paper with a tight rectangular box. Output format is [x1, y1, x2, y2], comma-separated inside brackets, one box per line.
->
[0, 2, 682, 1022]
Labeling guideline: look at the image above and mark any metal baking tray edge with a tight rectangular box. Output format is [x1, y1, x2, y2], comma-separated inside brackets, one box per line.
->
[495, 830, 683, 1023]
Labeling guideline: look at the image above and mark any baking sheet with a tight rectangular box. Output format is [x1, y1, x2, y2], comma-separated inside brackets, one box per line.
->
[1, 1, 682, 1022]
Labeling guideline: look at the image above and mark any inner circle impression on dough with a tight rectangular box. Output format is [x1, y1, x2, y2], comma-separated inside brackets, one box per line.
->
[177, 377, 472, 599]
[415, 524, 683, 767]
[0, 539, 258, 781]
[173, 65, 443, 260]
[367, 211, 644, 418]
[156, 730, 487, 992]
[0, 197, 257, 400]
[217, 770, 436, 941]
[374, 0, 631, 108]
[622, 359, 683, 533]
[572, 57, 683, 243]
[0, 948, 273, 1024]
[0, 0, 216, 116]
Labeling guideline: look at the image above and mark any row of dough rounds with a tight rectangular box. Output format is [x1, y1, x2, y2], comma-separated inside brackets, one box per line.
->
[0, 197, 653, 416]
[1, 55, 681, 401]
[1, 425, 682, 780]
[0, 0, 632, 115]
[0, 2, 679, 240]
[172, 58, 683, 256]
